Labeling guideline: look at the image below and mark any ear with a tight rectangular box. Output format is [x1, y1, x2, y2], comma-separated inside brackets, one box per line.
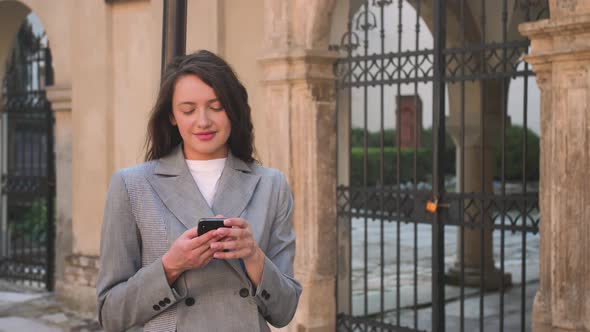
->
[169, 112, 177, 126]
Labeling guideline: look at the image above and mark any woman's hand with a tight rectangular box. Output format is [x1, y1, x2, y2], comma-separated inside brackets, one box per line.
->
[162, 226, 223, 285]
[210, 218, 265, 287]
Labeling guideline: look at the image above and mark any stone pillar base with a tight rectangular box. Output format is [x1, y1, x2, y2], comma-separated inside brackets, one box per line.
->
[531, 291, 552, 332]
[55, 280, 97, 316]
[55, 254, 99, 316]
[446, 264, 512, 291]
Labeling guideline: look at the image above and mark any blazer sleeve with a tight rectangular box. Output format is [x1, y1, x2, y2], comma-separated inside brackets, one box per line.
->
[96, 171, 185, 332]
[252, 171, 302, 328]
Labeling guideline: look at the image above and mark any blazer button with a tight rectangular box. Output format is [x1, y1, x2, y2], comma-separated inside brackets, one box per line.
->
[159, 300, 166, 307]
[239, 288, 249, 298]
[164, 297, 171, 304]
[153, 304, 160, 311]
[185, 297, 195, 306]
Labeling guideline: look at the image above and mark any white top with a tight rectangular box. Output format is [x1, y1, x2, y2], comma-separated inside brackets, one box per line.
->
[185, 158, 227, 208]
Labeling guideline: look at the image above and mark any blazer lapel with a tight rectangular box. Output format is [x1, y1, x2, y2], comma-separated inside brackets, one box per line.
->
[211, 152, 261, 281]
[211, 152, 260, 219]
[146, 146, 261, 283]
[146, 145, 214, 231]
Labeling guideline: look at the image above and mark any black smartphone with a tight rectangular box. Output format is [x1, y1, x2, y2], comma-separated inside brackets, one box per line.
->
[197, 217, 230, 236]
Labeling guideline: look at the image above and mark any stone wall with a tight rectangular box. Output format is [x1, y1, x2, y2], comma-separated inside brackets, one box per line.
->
[64, 255, 99, 289]
[56, 254, 99, 315]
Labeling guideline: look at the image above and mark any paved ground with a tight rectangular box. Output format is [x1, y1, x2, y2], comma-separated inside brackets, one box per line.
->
[347, 216, 539, 331]
[0, 280, 102, 332]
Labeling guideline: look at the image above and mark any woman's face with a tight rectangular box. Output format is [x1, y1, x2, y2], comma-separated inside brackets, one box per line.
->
[170, 74, 231, 160]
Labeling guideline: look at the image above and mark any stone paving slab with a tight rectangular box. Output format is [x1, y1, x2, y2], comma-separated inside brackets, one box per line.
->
[0, 317, 62, 332]
[0, 280, 102, 332]
[0, 291, 45, 304]
[377, 282, 537, 331]
[350, 220, 539, 291]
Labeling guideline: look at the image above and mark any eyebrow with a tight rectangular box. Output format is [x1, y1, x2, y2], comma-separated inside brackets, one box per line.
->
[176, 98, 219, 107]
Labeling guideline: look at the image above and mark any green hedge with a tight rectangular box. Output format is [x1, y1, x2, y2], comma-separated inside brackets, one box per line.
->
[350, 147, 453, 186]
[349, 125, 539, 186]
[11, 198, 47, 242]
[494, 126, 540, 181]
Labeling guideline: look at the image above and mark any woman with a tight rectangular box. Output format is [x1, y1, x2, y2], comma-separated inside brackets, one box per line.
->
[96, 50, 301, 332]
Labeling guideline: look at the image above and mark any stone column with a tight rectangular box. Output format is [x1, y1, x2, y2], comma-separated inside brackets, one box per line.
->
[45, 84, 73, 289]
[520, 2, 590, 330]
[261, 1, 338, 331]
[46, 84, 97, 315]
[260, 49, 339, 332]
[446, 80, 511, 290]
[46, 85, 98, 315]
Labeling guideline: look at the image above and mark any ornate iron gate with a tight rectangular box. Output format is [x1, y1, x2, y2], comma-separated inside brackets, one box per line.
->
[0, 33, 55, 290]
[334, 1, 548, 331]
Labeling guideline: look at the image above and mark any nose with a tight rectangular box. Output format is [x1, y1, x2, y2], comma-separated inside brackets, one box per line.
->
[196, 108, 211, 129]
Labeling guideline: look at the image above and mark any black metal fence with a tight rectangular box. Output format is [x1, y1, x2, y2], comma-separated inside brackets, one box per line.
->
[0, 33, 55, 290]
[334, 1, 547, 331]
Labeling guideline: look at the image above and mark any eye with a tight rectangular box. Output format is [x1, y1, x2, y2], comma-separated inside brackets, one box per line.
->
[180, 108, 195, 114]
[209, 102, 224, 111]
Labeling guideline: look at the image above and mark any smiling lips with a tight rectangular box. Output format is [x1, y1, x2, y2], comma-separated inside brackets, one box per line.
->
[194, 132, 216, 141]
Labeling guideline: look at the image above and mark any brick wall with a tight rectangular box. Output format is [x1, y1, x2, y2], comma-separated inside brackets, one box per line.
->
[64, 254, 99, 288]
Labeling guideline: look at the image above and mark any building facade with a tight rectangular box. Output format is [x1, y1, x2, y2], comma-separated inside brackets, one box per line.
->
[0, 0, 589, 331]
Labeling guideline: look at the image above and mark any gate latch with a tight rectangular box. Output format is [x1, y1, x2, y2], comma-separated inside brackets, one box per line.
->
[426, 198, 450, 213]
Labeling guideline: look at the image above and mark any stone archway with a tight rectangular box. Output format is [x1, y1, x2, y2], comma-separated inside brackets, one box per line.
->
[329, 0, 548, 295]
[304, 0, 548, 330]
[0, 0, 72, 86]
[0, 0, 72, 296]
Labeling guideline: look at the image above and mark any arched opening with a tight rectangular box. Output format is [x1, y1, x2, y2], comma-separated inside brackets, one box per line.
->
[0, 9, 55, 291]
[331, 1, 548, 331]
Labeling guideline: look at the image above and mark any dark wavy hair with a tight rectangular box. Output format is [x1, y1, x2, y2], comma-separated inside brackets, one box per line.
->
[144, 50, 256, 163]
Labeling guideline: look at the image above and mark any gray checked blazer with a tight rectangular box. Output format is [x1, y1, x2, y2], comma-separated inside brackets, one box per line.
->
[96, 145, 302, 332]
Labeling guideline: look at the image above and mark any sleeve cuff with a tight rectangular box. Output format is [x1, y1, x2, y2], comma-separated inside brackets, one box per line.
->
[253, 255, 274, 300]
[137, 257, 187, 311]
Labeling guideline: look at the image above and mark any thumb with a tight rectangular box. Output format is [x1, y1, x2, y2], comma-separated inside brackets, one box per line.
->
[184, 227, 198, 239]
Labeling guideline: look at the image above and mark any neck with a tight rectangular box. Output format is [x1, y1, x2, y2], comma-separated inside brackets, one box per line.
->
[182, 145, 228, 161]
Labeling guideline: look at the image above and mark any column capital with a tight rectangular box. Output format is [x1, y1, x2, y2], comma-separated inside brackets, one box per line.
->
[46, 84, 72, 113]
[263, 0, 337, 51]
[520, 14, 590, 67]
[258, 48, 339, 85]
[532, 65, 553, 92]
[549, 0, 590, 20]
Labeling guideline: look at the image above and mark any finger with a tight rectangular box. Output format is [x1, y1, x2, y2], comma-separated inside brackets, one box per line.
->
[213, 227, 245, 239]
[189, 230, 222, 250]
[196, 234, 226, 254]
[210, 240, 241, 251]
[215, 214, 225, 218]
[223, 218, 248, 228]
[213, 248, 249, 260]
[200, 246, 218, 259]
[183, 227, 200, 239]
[192, 246, 218, 266]
[186, 225, 218, 240]
[190, 239, 217, 256]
